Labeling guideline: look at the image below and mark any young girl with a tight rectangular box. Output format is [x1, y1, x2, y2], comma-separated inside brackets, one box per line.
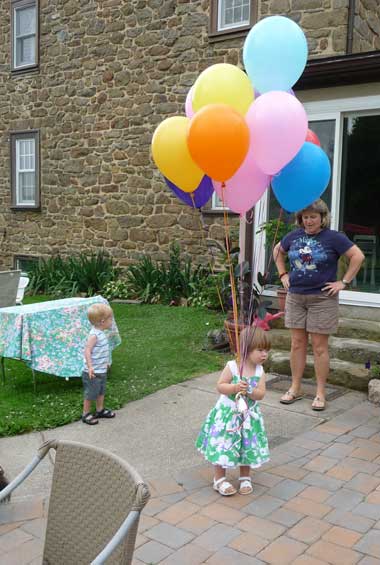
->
[196, 326, 270, 496]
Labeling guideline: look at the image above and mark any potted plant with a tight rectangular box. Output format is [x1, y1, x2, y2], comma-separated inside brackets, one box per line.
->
[256, 218, 294, 310]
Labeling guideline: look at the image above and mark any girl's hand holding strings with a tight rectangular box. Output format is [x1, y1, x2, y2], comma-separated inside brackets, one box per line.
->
[234, 380, 248, 394]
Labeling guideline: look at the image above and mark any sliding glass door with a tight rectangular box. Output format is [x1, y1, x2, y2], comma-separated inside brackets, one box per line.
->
[255, 92, 380, 306]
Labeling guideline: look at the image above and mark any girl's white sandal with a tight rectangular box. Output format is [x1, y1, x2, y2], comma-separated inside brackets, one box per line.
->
[239, 476, 253, 495]
[213, 477, 237, 496]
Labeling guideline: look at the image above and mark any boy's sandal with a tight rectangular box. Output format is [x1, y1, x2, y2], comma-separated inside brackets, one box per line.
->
[280, 390, 304, 404]
[213, 477, 237, 496]
[81, 413, 98, 425]
[239, 476, 253, 495]
[312, 396, 326, 411]
[95, 408, 115, 418]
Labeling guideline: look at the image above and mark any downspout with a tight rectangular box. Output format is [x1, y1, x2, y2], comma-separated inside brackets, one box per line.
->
[346, 0, 356, 54]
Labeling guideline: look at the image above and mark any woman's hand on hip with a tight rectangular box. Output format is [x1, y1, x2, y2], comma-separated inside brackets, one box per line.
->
[322, 280, 345, 295]
[281, 274, 290, 290]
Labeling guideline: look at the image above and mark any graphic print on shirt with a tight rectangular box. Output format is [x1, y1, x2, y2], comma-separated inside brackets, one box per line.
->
[288, 235, 327, 277]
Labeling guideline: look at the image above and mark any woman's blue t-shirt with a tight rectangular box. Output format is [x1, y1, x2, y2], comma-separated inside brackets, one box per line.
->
[281, 228, 353, 294]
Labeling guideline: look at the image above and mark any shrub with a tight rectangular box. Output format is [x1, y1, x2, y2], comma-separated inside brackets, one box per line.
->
[101, 279, 130, 301]
[28, 252, 119, 297]
[126, 243, 210, 305]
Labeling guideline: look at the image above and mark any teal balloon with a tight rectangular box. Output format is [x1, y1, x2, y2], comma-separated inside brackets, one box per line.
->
[271, 142, 331, 213]
[243, 16, 308, 93]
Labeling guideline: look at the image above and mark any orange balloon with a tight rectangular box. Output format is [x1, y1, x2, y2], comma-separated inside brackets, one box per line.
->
[187, 104, 250, 182]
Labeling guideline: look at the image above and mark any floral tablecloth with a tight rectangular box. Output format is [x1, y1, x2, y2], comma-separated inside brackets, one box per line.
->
[0, 296, 121, 378]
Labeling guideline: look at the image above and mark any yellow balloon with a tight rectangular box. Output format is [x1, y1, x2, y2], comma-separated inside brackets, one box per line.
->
[151, 116, 204, 192]
[192, 63, 254, 116]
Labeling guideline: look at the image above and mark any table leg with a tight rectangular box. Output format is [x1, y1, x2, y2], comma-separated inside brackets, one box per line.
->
[1, 357, 5, 385]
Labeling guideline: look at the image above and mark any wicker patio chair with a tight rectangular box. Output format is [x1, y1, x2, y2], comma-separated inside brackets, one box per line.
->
[0, 440, 150, 564]
[0, 270, 21, 307]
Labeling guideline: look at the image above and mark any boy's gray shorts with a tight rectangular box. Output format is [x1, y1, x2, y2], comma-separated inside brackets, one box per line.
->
[82, 371, 107, 400]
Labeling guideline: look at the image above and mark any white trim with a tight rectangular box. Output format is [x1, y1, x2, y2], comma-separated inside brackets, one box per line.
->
[15, 137, 36, 206]
[303, 94, 380, 116]
[217, 0, 250, 32]
[13, 2, 37, 70]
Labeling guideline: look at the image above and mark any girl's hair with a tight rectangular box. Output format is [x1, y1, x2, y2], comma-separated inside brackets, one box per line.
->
[87, 303, 113, 325]
[240, 326, 271, 354]
[295, 199, 330, 229]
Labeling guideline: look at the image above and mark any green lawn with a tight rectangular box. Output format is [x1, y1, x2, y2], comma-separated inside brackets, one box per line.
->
[0, 298, 228, 437]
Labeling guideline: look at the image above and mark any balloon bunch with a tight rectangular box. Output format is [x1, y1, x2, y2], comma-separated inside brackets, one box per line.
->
[152, 15, 332, 214]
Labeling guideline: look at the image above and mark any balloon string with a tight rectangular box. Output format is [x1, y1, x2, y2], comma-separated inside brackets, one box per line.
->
[197, 212, 226, 316]
[222, 182, 241, 367]
[190, 192, 196, 208]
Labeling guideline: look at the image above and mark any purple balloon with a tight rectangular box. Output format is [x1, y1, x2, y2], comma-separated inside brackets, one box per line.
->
[165, 175, 213, 208]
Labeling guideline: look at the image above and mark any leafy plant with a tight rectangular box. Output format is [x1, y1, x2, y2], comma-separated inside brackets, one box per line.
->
[256, 218, 294, 285]
[28, 252, 119, 298]
[102, 279, 130, 301]
[125, 243, 210, 305]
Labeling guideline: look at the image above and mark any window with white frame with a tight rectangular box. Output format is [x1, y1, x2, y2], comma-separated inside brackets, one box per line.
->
[12, 0, 38, 71]
[209, 0, 256, 37]
[212, 192, 229, 210]
[11, 131, 40, 209]
[218, 0, 250, 31]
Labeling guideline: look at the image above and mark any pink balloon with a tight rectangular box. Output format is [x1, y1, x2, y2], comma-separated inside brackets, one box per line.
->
[212, 146, 270, 214]
[246, 91, 307, 175]
[185, 87, 194, 118]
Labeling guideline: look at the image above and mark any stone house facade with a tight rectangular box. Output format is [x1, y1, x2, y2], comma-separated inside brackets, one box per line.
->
[0, 0, 379, 277]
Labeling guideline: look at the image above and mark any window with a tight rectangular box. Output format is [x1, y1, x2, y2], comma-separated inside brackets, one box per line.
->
[212, 192, 229, 210]
[219, 0, 250, 31]
[210, 0, 257, 38]
[11, 131, 40, 209]
[11, 0, 38, 71]
[14, 255, 39, 273]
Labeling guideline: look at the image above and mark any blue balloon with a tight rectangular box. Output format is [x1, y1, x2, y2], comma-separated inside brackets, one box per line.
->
[271, 142, 331, 213]
[243, 16, 308, 94]
[164, 175, 213, 208]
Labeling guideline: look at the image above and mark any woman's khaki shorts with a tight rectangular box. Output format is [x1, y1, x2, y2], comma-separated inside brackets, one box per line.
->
[285, 292, 339, 335]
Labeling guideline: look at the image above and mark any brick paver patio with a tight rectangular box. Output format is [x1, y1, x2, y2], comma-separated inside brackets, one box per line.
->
[1, 401, 379, 564]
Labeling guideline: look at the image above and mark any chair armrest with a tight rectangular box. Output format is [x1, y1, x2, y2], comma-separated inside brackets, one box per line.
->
[0, 455, 43, 503]
[0, 440, 55, 503]
[91, 510, 140, 565]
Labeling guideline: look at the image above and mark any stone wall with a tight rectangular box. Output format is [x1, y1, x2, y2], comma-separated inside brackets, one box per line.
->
[353, 0, 380, 52]
[0, 0, 352, 270]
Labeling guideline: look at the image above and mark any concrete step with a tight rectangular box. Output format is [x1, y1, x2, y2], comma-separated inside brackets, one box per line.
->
[271, 329, 379, 366]
[268, 351, 370, 391]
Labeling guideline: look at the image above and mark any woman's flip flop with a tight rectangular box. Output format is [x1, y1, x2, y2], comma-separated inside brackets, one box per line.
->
[312, 396, 326, 411]
[280, 390, 304, 405]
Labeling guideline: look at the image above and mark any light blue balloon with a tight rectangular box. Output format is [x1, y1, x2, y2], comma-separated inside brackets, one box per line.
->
[271, 142, 331, 213]
[243, 16, 308, 93]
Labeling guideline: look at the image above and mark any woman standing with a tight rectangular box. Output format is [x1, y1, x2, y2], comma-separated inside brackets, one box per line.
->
[273, 199, 364, 411]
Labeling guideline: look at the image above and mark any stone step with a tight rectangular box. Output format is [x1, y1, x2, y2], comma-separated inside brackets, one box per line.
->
[270, 329, 379, 366]
[270, 315, 380, 341]
[338, 317, 380, 340]
[268, 351, 370, 391]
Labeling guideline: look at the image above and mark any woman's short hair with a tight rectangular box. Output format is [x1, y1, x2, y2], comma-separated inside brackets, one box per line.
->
[295, 199, 330, 229]
[239, 326, 271, 354]
[87, 303, 113, 325]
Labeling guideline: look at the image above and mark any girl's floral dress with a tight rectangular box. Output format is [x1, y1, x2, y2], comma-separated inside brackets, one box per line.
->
[196, 360, 270, 468]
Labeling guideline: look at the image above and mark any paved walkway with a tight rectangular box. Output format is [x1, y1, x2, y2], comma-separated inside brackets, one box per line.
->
[1, 373, 380, 564]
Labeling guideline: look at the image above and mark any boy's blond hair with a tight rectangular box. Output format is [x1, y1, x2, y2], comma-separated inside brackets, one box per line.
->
[240, 326, 271, 354]
[87, 303, 113, 326]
